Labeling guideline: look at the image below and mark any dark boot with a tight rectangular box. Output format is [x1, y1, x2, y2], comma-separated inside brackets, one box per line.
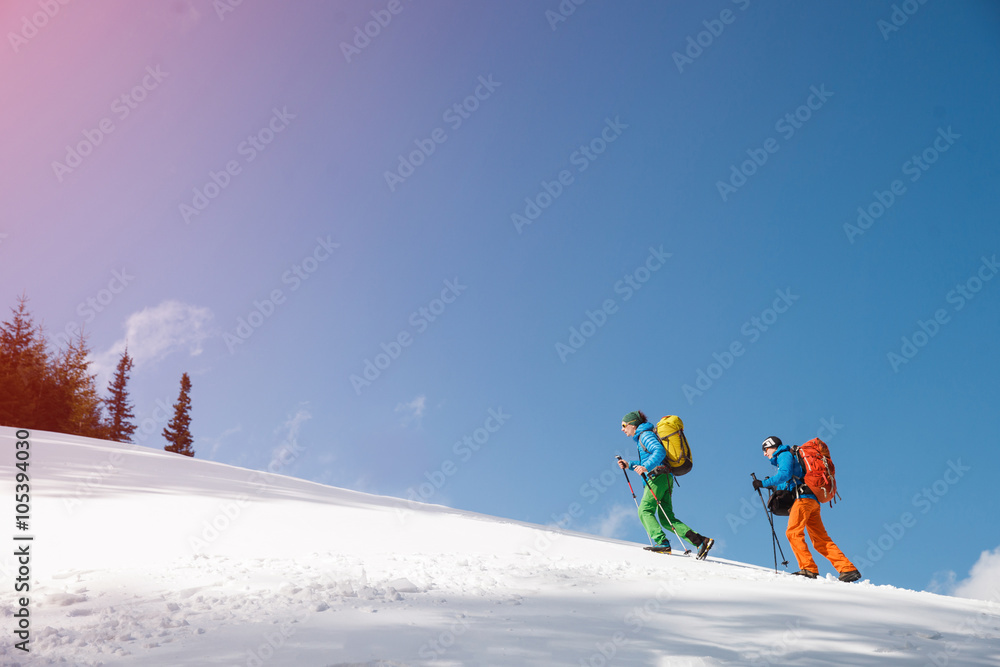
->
[696, 537, 715, 560]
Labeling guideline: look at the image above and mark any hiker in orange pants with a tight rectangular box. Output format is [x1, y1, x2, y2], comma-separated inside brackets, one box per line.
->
[787, 497, 855, 574]
[753, 436, 861, 582]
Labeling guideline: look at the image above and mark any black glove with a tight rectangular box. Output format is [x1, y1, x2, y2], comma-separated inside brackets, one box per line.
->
[752, 479, 764, 491]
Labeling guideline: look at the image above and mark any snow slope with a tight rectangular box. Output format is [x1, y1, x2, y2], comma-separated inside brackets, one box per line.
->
[0, 428, 997, 666]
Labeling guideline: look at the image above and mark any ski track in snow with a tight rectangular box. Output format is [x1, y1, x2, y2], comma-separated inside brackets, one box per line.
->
[1, 429, 998, 666]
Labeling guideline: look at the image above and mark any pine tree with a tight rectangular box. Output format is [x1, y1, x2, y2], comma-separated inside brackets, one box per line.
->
[0, 295, 57, 429]
[57, 329, 106, 439]
[163, 372, 194, 457]
[104, 347, 136, 443]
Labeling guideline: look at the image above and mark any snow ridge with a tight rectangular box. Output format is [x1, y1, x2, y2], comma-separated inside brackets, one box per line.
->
[1, 428, 997, 666]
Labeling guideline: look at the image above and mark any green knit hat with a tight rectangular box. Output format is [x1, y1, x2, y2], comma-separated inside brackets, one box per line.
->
[622, 411, 643, 426]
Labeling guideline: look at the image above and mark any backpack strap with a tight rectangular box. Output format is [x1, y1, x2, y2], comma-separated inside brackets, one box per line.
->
[790, 445, 805, 485]
[637, 430, 672, 479]
[652, 426, 688, 482]
[789, 445, 819, 499]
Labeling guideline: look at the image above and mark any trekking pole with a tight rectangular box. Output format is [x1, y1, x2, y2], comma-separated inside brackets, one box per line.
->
[640, 472, 691, 554]
[752, 472, 784, 571]
[617, 456, 653, 546]
[752, 473, 789, 571]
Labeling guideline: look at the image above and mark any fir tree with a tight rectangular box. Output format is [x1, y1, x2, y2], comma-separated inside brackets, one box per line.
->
[56, 329, 106, 439]
[0, 295, 57, 430]
[104, 347, 136, 443]
[163, 372, 194, 457]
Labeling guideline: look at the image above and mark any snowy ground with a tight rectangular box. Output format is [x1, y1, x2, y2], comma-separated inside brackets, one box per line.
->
[0, 428, 997, 666]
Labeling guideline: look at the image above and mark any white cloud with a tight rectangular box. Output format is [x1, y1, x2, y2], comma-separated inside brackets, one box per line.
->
[582, 504, 635, 539]
[951, 546, 1000, 602]
[395, 395, 427, 426]
[92, 300, 213, 383]
[925, 569, 957, 595]
[201, 425, 243, 460]
[265, 408, 311, 475]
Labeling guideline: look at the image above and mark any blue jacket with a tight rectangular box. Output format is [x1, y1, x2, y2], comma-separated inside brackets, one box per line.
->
[627, 423, 666, 471]
[762, 444, 816, 501]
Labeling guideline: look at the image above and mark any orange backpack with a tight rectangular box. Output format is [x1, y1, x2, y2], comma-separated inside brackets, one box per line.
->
[793, 438, 838, 505]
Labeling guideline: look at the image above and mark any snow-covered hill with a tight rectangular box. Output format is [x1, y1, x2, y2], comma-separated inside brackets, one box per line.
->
[1, 428, 997, 666]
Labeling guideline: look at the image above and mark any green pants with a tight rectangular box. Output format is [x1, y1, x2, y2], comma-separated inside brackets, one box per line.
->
[639, 473, 696, 547]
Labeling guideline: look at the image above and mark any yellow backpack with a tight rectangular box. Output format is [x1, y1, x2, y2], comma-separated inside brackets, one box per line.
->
[654, 415, 693, 476]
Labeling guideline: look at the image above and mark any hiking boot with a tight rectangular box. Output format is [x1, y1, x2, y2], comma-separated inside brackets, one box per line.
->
[838, 570, 862, 583]
[792, 570, 818, 579]
[685, 530, 704, 546]
[696, 537, 714, 560]
[643, 541, 671, 554]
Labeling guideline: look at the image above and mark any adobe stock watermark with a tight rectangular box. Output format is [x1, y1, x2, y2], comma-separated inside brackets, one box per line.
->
[682, 288, 800, 404]
[887, 254, 997, 373]
[555, 246, 671, 363]
[134, 396, 181, 448]
[62, 393, 177, 512]
[395, 407, 511, 521]
[544, 0, 591, 31]
[522, 460, 631, 558]
[580, 582, 678, 666]
[511, 116, 628, 234]
[384, 74, 502, 192]
[51, 65, 169, 183]
[418, 617, 471, 661]
[853, 459, 970, 571]
[672, 0, 752, 73]
[925, 592, 1000, 667]
[340, 0, 413, 63]
[716, 84, 833, 202]
[844, 126, 960, 243]
[190, 429, 307, 554]
[236, 611, 309, 667]
[747, 620, 805, 667]
[50, 267, 135, 351]
[62, 449, 124, 513]
[7, 0, 73, 54]
[726, 416, 843, 534]
[179, 106, 296, 224]
[213, 0, 246, 22]
[224, 236, 340, 353]
[877, 0, 931, 41]
[350, 278, 467, 395]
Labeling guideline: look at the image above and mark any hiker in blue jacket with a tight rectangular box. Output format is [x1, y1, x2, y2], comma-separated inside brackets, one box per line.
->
[754, 436, 860, 581]
[618, 410, 713, 558]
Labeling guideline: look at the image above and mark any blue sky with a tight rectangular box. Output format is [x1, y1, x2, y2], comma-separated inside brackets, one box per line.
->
[2, 0, 998, 595]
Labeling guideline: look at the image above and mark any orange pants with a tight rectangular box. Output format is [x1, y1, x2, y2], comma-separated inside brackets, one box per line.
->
[787, 498, 856, 573]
